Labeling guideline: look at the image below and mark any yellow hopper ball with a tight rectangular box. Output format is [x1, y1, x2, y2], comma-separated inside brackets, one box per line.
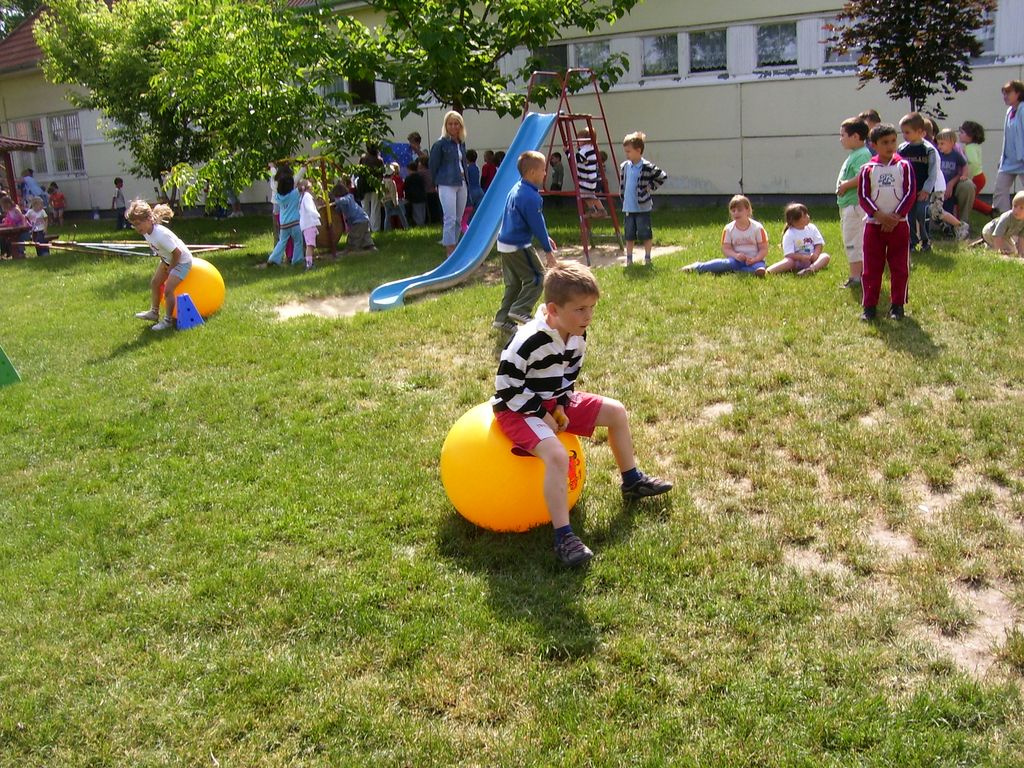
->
[160, 257, 226, 318]
[440, 402, 586, 532]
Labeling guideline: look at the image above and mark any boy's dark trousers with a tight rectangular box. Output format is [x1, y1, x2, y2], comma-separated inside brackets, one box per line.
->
[115, 207, 128, 230]
[862, 220, 910, 308]
[909, 198, 929, 248]
[495, 246, 544, 325]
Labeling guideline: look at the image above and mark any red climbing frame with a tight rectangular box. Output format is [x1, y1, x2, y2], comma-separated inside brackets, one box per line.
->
[522, 69, 623, 266]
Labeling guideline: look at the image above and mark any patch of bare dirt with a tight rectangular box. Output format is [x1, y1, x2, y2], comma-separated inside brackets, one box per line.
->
[916, 583, 1018, 676]
[274, 245, 680, 320]
[867, 520, 920, 561]
[697, 402, 734, 424]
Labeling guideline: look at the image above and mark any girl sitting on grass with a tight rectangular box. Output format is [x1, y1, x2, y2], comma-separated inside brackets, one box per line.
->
[681, 194, 768, 276]
[767, 203, 831, 276]
[129, 200, 193, 331]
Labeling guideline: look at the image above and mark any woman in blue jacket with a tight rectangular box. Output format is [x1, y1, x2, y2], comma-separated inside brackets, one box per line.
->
[429, 110, 469, 256]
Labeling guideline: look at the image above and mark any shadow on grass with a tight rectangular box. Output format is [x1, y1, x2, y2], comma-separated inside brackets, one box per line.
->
[913, 247, 957, 272]
[89, 327, 167, 363]
[875, 314, 942, 358]
[436, 493, 658, 660]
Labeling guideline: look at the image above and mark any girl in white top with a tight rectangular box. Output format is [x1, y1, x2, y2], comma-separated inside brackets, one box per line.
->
[128, 199, 193, 331]
[297, 178, 321, 270]
[767, 203, 831, 276]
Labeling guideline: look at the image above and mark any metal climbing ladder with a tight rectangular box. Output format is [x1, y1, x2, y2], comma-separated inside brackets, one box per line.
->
[522, 69, 623, 265]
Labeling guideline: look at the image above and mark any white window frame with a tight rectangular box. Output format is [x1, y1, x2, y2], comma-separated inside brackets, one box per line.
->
[9, 111, 87, 179]
[755, 21, 798, 70]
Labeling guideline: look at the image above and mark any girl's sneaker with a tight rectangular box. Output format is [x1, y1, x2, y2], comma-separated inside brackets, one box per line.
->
[134, 309, 159, 321]
[151, 318, 174, 331]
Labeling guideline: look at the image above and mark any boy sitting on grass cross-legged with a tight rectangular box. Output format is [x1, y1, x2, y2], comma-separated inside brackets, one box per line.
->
[492, 261, 673, 567]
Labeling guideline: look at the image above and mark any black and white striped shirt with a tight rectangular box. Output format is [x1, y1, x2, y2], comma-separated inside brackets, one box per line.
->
[492, 310, 586, 417]
[575, 143, 599, 194]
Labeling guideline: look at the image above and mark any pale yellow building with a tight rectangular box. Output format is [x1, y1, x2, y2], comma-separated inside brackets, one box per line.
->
[2, 0, 1023, 211]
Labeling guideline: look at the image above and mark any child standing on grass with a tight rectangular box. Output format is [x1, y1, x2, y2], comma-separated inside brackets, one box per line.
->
[767, 203, 830, 276]
[857, 123, 916, 321]
[835, 117, 872, 288]
[619, 131, 667, 266]
[332, 182, 376, 252]
[958, 121, 992, 215]
[129, 200, 193, 331]
[297, 178, 320, 270]
[981, 190, 1024, 256]
[25, 196, 49, 257]
[681, 195, 767, 276]
[492, 261, 673, 567]
[112, 177, 128, 230]
[492, 150, 557, 333]
[47, 182, 65, 226]
[262, 169, 303, 268]
[898, 112, 941, 252]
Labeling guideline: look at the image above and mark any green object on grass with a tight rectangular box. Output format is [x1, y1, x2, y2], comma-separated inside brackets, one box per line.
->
[0, 344, 21, 387]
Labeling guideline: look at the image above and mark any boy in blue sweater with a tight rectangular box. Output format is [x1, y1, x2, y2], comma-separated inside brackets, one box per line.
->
[492, 151, 558, 333]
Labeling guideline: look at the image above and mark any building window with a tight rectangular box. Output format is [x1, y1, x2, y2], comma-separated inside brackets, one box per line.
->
[10, 118, 47, 174]
[757, 22, 798, 68]
[533, 44, 568, 72]
[975, 10, 995, 56]
[688, 28, 727, 73]
[574, 40, 610, 69]
[47, 113, 85, 174]
[642, 34, 679, 77]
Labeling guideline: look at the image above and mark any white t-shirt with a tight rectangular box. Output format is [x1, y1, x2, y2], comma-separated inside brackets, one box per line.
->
[299, 190, 321, 231]
[782, 223, 825, 259]
[25, 208, 47, 233]
[722, 218, 768, 260]
[145, 223, 193, 265]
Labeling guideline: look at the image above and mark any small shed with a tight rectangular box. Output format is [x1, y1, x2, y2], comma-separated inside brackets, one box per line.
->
[0, 135, 44, 204]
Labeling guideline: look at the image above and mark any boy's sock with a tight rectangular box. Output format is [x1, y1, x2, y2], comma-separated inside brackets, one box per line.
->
[554, 524, 574, 543]
[621, 467, 641, 486]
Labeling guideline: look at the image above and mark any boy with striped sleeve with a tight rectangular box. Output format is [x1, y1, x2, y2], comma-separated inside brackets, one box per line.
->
[858, 123, 917, 321]
[492, 261, 673, 567]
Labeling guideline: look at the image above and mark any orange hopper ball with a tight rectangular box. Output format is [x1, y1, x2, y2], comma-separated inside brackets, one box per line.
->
[160, 257, 225, 318]
[440, 402, 586, 532]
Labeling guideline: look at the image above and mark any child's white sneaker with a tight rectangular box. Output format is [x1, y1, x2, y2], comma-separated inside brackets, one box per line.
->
[134, 309, 159, 321]
[151, 318, 174, 331]
[956, 221, 970, 241]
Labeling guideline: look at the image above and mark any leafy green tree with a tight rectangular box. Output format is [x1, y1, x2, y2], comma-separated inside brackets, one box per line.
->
[0, 0, 41, 40]
[826, 0, 997, 118]
[364, 0, 642, 117]
[153, 0, 390, 204]
[35, 0, 213, 192]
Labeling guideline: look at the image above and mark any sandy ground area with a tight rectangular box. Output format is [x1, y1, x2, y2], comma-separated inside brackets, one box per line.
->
[274, 244, 680, 320]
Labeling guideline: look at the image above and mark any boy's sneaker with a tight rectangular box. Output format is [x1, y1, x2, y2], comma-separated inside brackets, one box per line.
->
[888, 304, 905, 320]
[920, 242, 932, 252]
[956, 221, 970, 241]
[507, 312, 531, 325]
[841, 278, 861, 288]
[796, 267, 811, 277]
[621, 471, 673, 500]
[754, 266, 767, 277]
[151, 318, 174, 331]
[554, 532, 594, 567]
[860, 306, 877, 322]
[134, 309, 159, 322]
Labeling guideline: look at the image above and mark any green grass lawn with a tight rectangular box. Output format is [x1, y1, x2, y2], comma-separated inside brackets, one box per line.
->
[1, 206, 1022, 766]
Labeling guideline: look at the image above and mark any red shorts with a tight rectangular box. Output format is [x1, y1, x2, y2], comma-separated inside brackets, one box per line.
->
[495, 391, 603, 452]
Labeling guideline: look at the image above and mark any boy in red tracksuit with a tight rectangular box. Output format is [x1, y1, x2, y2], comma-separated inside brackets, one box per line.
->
[857, 123, 916, 321]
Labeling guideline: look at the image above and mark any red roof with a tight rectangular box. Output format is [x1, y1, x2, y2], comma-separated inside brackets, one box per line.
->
[0, 9, 45, 74]
[0, 134, 43, 151]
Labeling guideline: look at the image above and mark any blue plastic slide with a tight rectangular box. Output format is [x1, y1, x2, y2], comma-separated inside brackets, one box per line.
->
[369, 112, 558, 311]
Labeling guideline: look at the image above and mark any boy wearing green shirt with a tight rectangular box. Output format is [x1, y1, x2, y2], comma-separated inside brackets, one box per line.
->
[835, 118, 873, 288]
